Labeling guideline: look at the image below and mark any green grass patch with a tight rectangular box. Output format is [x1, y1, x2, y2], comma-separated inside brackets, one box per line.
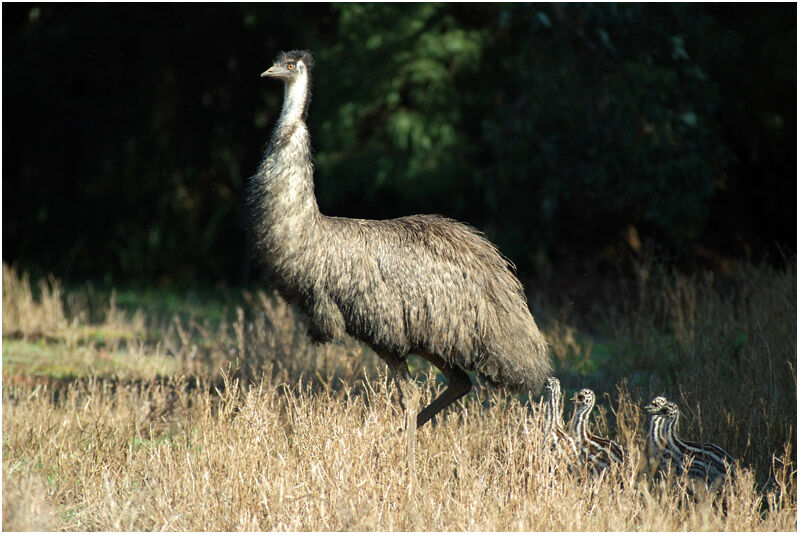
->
[2, 339, 180, 380]
[112, 286, 244, 327]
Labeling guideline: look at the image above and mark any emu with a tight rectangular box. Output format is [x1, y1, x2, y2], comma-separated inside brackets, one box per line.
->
[247, 50, 551, 428]
[570, 388, 624, 474]
[644, 397, 736, 484]
[542, 377, 579, 465]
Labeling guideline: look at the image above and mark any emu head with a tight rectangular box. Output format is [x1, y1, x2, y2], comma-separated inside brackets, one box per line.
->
[261, 50, 314, 82]
[644, 396, 669, 414]
[645, 397, 680, 421]
[544, 376, 560, 400]
[571, 388, 595, 408]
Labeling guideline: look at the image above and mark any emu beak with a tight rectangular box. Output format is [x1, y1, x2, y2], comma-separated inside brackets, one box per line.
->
[260, 66, 277, 78]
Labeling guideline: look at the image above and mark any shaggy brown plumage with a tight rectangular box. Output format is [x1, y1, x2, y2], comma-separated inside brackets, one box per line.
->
[247, 50, 551, 427]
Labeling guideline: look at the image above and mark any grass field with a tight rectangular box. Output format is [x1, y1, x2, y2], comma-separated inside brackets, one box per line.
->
[2, 261, 796, 530]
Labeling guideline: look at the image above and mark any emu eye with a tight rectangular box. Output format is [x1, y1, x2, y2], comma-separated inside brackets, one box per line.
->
[287, 63, 295, 70]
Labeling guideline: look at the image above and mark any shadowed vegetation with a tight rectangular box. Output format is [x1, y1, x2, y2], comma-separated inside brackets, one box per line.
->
[3, 4, 795, 284]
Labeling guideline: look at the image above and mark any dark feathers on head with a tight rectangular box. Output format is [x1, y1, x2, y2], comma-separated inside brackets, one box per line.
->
[276, 50, 314, 70]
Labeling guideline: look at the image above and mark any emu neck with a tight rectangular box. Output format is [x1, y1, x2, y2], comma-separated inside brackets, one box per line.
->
[557, 395, 564, 424]
[650, 415, 672, 452]
[544, 396, 555, 434]
[666, 416, 687, 450]
[573, 404, 591, 443]
[648, 416, 662, 447]
[279, 70, 311, 127]
[251, 69, 321, 264]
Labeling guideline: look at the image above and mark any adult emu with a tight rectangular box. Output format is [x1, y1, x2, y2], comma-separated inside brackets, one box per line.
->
[247, 50, 551, 428]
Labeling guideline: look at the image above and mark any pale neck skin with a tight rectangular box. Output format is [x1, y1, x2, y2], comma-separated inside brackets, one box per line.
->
[279, 64, 310, 127]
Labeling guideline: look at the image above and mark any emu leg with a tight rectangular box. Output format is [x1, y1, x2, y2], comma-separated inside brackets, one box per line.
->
[416, 352, 472, 428]
[380, 352, 420, 469]
[380, 352, 420, 427]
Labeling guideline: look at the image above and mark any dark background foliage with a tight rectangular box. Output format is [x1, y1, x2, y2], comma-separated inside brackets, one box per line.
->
[3, 3, 795, 286]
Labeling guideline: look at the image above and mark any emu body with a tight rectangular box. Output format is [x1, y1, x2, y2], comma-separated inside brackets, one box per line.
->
[248, 50, 551, 428]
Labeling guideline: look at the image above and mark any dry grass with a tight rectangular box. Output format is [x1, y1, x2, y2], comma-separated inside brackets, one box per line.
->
[3, 459, 56, 530]
[2, 261, 797, 530]
[2, 263, 68, 339]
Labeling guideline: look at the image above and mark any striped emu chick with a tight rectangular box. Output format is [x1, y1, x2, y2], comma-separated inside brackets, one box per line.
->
[542, 377, 579, 464]
[571, 388, 624, 474]
[644, 397, 736, 483]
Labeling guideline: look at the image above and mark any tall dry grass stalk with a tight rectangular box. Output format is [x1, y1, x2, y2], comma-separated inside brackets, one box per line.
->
[2, 261, 796, 530]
